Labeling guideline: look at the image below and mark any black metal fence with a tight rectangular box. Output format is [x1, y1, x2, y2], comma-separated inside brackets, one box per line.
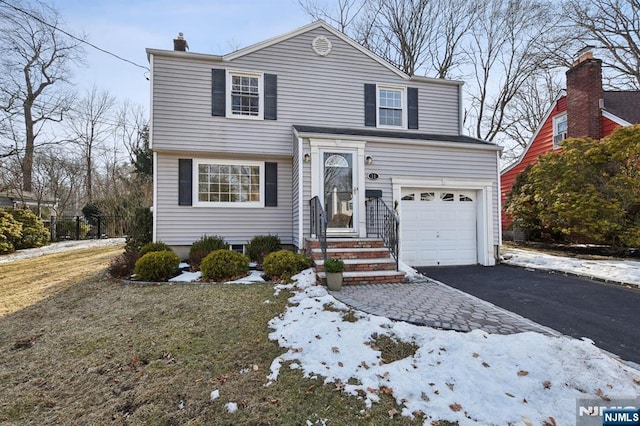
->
[46, 215, 128, 241]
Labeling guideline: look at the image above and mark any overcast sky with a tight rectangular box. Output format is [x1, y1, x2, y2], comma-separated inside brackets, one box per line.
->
[55, 0, 312, 111]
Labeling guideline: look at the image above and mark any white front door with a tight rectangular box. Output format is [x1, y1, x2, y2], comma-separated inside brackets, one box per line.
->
[322, 150, 357, 233]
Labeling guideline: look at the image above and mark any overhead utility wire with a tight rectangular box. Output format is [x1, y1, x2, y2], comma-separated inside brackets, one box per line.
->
[0, 0, 150, 71]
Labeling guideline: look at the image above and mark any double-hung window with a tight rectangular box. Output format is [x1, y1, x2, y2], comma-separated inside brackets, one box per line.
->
[195, 160, 263, 207]
[552, 113, 567, 149]
[227, 71, 264, 119]
[377, 86, 406, 128]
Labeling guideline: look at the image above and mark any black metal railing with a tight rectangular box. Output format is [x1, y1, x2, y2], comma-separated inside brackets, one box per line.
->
[365, 197, 399, 270]
[309, 196, 328, 263]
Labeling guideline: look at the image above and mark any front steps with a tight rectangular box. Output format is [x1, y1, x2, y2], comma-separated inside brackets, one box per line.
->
[306, 238, 405, 285]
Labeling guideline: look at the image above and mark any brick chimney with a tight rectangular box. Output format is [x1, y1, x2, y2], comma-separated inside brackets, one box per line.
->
[565, 47, 603, 139]
[173, 32, 188, 52]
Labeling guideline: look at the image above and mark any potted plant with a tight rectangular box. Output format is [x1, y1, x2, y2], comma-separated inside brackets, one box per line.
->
[324, 258, 345, 291]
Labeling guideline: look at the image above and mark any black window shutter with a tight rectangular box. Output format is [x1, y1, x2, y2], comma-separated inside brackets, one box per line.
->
[178, 159, 193, 206]
[408, 87, 419, 129]
[264, 74, 277, 120]
[211, 69, 226, 116]
[364, 83, 377, 127]
[265, 162, 277, 207]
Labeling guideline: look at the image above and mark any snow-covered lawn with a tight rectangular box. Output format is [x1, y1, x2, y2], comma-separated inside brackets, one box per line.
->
[267, 269, 640, 425]
[503, 247, 640, 287]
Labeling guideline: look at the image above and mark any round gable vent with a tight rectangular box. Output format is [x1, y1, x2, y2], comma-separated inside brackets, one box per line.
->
[312, 35, 332, 56]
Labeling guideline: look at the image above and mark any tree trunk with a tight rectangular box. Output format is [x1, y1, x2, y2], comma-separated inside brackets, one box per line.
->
[22, 101, 35, 192]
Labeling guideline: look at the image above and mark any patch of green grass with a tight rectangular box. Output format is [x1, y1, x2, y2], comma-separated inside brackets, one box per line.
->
[370, 333, 420, 364]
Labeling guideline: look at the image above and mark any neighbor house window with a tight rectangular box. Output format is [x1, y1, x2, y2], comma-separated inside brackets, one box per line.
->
[227, 71, 263, 119]
[194, 160, 263, 207]
[377, 86, 406, 128]
[552, 113, 567, 149]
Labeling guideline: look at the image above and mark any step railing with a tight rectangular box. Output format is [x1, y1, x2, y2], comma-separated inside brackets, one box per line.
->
[365, 197, 399, 270]
[309, 196, 327, 263]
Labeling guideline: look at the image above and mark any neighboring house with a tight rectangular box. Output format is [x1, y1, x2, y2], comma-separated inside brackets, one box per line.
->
[147, 21, 502, 268]
[0, 189, 57, 212]
[501, 51, 640, 236]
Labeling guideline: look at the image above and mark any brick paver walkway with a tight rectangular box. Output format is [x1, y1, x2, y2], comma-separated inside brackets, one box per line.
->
[330, 277, 559, 336]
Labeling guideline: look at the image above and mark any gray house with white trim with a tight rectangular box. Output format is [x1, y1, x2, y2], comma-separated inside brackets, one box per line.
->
[147, 21, 501, 267]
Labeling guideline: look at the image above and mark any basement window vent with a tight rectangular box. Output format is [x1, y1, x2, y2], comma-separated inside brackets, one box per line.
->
[312, 36, 332, 57]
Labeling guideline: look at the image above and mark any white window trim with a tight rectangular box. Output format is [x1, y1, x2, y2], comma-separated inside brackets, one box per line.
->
[376, 84, 407, 130]
[193, 159, 264, 208]
[226, 69, 264, 120]
[552, 113, 567, 149]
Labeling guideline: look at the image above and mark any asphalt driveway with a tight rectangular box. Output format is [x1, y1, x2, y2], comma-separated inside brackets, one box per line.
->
[416, 264, 640, 365]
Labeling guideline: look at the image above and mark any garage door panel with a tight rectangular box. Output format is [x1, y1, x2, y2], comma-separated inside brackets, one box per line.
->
[401, 189, 478, 267]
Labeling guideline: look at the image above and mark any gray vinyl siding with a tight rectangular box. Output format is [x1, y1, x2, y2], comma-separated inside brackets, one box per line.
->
[151, 27, 460, 156]
[150, 24, 483, 249]
[299, 140, 500, 245]
[155, 153, 293, 246]
[365, 143, 500, 245]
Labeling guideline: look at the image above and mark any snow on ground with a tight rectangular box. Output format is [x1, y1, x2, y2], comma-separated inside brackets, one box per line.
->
[169, 271, 202, 282]
[267, 269, 640, 425]
[0, 238, 125, 263]
[502, 247, 640, 287]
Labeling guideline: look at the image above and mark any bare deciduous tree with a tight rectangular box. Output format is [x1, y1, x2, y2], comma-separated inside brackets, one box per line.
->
[565, 0, 640, 89]
[0, 0, 83, 192]
[298, 0, 368, 32]
[67, 86, 115, 202]
[464, 0, 564, 142]
[32, 146, 82, 215]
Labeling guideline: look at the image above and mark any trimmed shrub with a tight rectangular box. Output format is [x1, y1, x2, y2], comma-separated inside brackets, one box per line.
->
[133, 251, 180, 281]
[0, 211, 22, 253]
[125, 207, 153, 253]
[108, 251, 141, 279]
[263, 250, 311, 282]
[189, 235, 228, 271]
[200, 249, 249, 281]
[81, 202, 101, 226]
[139, 241, 172, 257]
[8, 209, 49, 249]
[245, 234, 281, 264]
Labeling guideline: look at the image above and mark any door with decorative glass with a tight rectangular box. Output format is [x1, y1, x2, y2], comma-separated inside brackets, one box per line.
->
[322, 151, 356, 232]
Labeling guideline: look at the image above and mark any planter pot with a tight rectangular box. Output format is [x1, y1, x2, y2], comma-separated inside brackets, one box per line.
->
[325, 272, 343, 291]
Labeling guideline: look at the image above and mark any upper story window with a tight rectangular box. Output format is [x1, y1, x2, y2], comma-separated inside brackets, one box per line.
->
[377, 86, 406, 128]
[552, 113, 567, 149]
[227, 71, 264, 119]
[365, 83, 418, 129]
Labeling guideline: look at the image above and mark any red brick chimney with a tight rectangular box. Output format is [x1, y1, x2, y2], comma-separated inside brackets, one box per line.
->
[565, 48, 603, 139]
[173, 32, 188, 52]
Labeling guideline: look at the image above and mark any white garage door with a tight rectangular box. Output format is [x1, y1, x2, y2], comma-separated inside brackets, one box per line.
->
[401, 188, 477, 266]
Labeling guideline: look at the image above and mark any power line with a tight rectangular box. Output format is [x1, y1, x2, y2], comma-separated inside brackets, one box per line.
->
[0, 0, 150, 71]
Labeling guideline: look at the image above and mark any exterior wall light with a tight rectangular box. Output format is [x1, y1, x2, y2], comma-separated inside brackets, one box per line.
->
[366, 156, 373, 165]
[303, 153, 311, 163]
